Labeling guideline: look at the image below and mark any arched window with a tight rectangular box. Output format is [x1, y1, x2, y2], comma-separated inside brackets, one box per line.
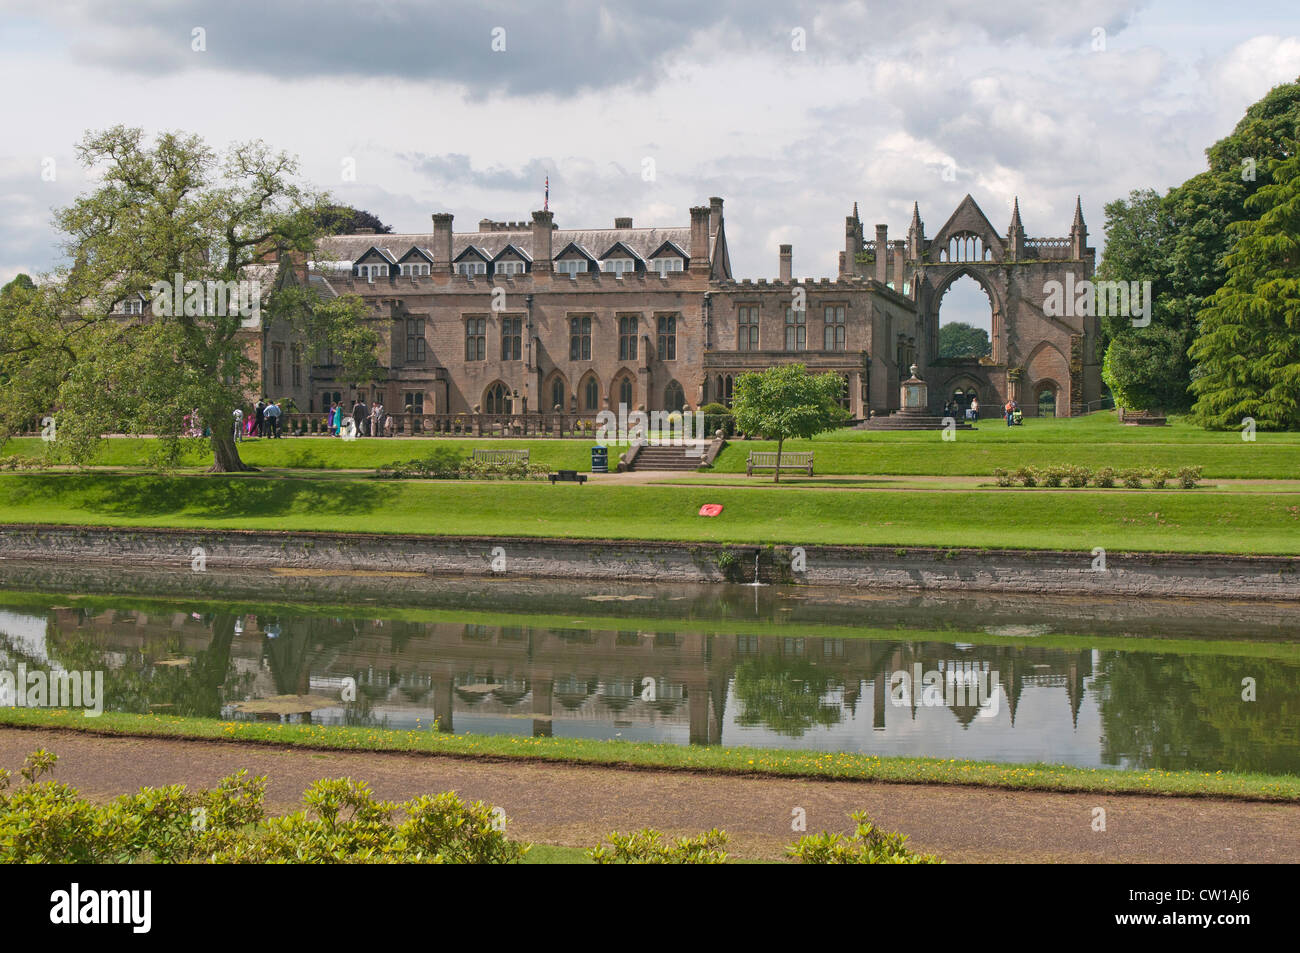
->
[583, 375, 600, 412]
[1037, 387, 1057, 417]
[947, 233, 984, 263]
[485, 383, 510, 415]
[664, 380, 684, 411]
[550, 377, 566, 412]
[618, 375, 634, 409]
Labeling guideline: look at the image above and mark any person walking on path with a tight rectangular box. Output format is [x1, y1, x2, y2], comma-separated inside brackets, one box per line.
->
[353, 399, 368, 437]
[969, 396, 979, 421]
[254, 398, 266, 438]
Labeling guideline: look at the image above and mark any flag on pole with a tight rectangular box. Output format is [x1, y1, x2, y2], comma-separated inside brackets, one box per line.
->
[544, 175, 549, 211]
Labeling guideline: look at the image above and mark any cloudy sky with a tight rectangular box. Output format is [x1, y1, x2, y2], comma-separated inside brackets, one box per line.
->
[2, 0, 1298, 327]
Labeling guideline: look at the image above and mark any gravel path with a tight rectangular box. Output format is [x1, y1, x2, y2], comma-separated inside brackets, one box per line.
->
[2, 728, 1295, 863]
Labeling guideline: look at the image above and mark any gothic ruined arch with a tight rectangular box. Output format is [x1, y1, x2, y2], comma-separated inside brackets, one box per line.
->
[903, 193, 1099, 415]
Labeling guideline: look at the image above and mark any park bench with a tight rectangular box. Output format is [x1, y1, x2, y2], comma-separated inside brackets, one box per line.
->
[746, 451, 814, 477]
[1118, 409, 1167, 427]
[548, 469, 587, 485]
[472, 448, 530, 464]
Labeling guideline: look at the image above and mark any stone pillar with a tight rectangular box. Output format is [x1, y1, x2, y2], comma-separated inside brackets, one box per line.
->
[874, 225, 888, 283]
[779, 244, 792, 282]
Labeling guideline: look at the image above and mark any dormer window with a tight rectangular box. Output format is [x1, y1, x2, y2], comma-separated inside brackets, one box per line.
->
[495, 260, 525, 276]
[120, 298, 144, 315]
[400, 263, 430, 276]
[602, 258, 635, 276]
[650, 257, 684, 275]
[555, 259, 588, 276]
[457, 261, 488, 276]
[357, 263, 389, 278]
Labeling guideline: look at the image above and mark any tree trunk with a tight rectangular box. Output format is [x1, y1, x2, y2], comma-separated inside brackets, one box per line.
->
[774, 436, 783, 484]
[209, 426, 255, 473]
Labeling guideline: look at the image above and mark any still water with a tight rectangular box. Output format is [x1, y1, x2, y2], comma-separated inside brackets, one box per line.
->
[0, 564, 1296, 774]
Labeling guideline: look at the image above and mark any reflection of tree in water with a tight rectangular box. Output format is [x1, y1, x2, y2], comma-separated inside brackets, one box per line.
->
[1097, 652, 1300, 775]
[43, 613, 248, 719]
[732, 656, 842, 737]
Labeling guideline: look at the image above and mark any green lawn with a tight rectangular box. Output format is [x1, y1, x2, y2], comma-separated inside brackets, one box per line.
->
[6, 412, 1298, 477]
[1, 471, 1297, 553]
[2, 709, 1294, 801]
[3, 435, 596, 472]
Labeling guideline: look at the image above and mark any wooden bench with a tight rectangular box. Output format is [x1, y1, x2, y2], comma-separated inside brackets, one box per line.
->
[548, 470, 587, 485]
[1118, 409, 1167, 427]
[472, 448, 530, 464]
[746, 451, 813, 476]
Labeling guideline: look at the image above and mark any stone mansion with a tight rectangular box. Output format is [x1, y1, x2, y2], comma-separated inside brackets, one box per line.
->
[253, 192, 1101, 423]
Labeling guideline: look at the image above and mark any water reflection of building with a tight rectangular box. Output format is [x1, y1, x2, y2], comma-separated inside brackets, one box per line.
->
[39, 607, 1094, 744]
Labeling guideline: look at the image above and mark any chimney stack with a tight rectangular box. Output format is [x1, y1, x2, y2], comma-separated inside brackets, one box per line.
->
[779, 244, 792, 281]
[614, 217, 633, 229]
[690, 205, 712, 270]
[709, 196, 724, 235]
[891, 240, 905, 289]
[531, 210, 554, 274]
[432, 213, 454, 274]
[875, 224, 888, 283]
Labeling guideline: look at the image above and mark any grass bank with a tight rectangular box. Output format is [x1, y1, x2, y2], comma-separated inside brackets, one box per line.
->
[1, 471, 1297, 553]
[1, 708, 1294, 801]
[6, 414, 1299, 478]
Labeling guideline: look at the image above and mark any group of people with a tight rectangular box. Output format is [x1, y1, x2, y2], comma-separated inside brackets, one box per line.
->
[325, 399, 389, 437]
[1003, 399, 1023, 426]
[233, 398, 284, 441]
[942, 397, 981, 422]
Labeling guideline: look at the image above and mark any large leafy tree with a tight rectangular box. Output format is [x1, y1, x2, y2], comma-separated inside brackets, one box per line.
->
[1097, 78, 1300, 415]
[1188, 148, 1300, 430]
[314, 205, 392, 235]
[937, 321, 990, 359]
[1102, 325, 1190, 412]
[731, 363, 848, 482]
[1, 126, 378, 470]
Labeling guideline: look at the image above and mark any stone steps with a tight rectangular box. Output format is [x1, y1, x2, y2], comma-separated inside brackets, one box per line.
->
[628, 446, 702, 471]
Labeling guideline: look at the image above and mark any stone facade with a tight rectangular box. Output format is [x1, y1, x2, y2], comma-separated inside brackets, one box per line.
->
[272, 192, 1098, 421]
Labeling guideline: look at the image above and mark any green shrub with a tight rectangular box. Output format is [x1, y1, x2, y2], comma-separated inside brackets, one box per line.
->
[1093, 467, 1116, 488]
[1177, 465, 1203, 489]
[993, 467, 1013, 487]
[589, 828, 729, 864]
[1065, 466, 1091, 488]
[1150, 467, 1170, 489]
[1041, 467, 1066, 488]
[1121, 468, 1145, 489]
[0, 750, 526, 865]
[787, 811, 941, 864]
[1013, 466, 1037, 487]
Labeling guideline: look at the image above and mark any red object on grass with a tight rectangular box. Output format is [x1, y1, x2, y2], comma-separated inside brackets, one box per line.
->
[698, 504, 724, 517]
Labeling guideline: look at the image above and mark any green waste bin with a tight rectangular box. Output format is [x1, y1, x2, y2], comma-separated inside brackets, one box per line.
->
[591, 446, 608, 473]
